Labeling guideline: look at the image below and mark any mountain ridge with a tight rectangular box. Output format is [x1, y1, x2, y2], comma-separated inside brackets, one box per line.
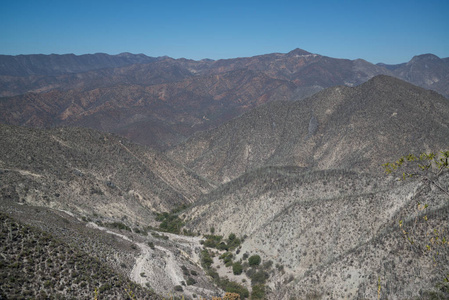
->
[167, 75, 449, 183]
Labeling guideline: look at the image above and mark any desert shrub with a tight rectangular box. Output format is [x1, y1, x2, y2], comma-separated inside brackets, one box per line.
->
[232, 262, 243, 275]
[174, 285, 183, 292]
[105, 222, 131, 231]
[203, 234, 223, 248]
[156, 212, 184, 234]
[248, 255, 261, 266]
[147, 241, 155, 249]
[201, 249, 213, 268]
[226, 233, 241, 250]
[187, 277, 196, 285]
[251, 284, 266, 299]
[250, 270, 269, 285]
[219, 278, 249, 298]
[207, 269, 220, 281]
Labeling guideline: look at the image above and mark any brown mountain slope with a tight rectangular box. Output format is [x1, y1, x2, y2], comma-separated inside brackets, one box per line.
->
[0, 124, 214, 223]
[167, 75, 449, 183]
[0, 69, 297, 149]
[202, 49, 393, 87]
[1, 50, 447, 150]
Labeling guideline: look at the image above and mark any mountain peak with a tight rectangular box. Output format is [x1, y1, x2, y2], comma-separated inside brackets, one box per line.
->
[409, 53, 441, 64]
[287, 48, 312, 56]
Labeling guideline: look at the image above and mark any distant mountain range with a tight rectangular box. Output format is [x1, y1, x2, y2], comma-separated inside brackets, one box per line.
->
[0, 49, 448, 149]
[1, 49, 449, 299]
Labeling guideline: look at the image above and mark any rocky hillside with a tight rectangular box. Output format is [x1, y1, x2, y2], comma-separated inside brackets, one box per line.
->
[168, 75, 449, 183]
[1, 50, 449, 300]
[0, 124, 214, 224]
[384, 53, 449, 98]
[0, 210, 159, 299]
[182, 166, 449, 299]
[0, 199, 223, 299]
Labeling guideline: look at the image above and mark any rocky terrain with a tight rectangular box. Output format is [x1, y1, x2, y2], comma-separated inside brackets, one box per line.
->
[0, 124, 214, 221]
[168, 75, 449, 183]
[182, 166, 449, 299]
[1, 51, 449, 299]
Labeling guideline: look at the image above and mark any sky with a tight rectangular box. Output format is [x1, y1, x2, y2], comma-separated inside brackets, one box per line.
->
[1, 0, 448, 64]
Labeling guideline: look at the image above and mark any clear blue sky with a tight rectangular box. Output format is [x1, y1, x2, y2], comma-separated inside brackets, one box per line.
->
[1, 0, 448, 64]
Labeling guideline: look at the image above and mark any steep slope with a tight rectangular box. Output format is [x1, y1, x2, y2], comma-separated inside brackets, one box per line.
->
[0, 69, 297, 149]
[0, 212, 160, 299]
[0, 124, 214, 224]
[182, 166, 449, 299]
[391, 53, 449, 98]
[0, 199, 222, 299]
[168, 75, 449, 183]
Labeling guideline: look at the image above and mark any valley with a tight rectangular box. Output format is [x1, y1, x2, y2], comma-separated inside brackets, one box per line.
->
[0, 50, 448, 299]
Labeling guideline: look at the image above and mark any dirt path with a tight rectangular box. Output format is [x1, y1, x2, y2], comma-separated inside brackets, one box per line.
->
[85, 222, 220, 297]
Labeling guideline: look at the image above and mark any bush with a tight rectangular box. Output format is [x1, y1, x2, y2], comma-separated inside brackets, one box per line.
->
[250, 270, 269, 285]
[201, 250, 213, 268]
[219, 278, 249, 298]
[248, 255, 261, 266]
[232, 262, 243, 275]
[251, 284, 266, 299]
[174, 285, 183, 292]
[187, 277, 196, 285]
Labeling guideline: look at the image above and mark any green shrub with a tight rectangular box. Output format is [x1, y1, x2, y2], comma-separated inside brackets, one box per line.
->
[187, 277, 196, 285]
[248, 255, 261, 266]
[148, 241, 155, 249]
[201, 250, 213, 268]
[251, 284, 266, 299]
[232, 262, 243, 275]
[174, 285, 183, 292]
[219, 278, 249, 298]
[250, 270, 269, 285]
